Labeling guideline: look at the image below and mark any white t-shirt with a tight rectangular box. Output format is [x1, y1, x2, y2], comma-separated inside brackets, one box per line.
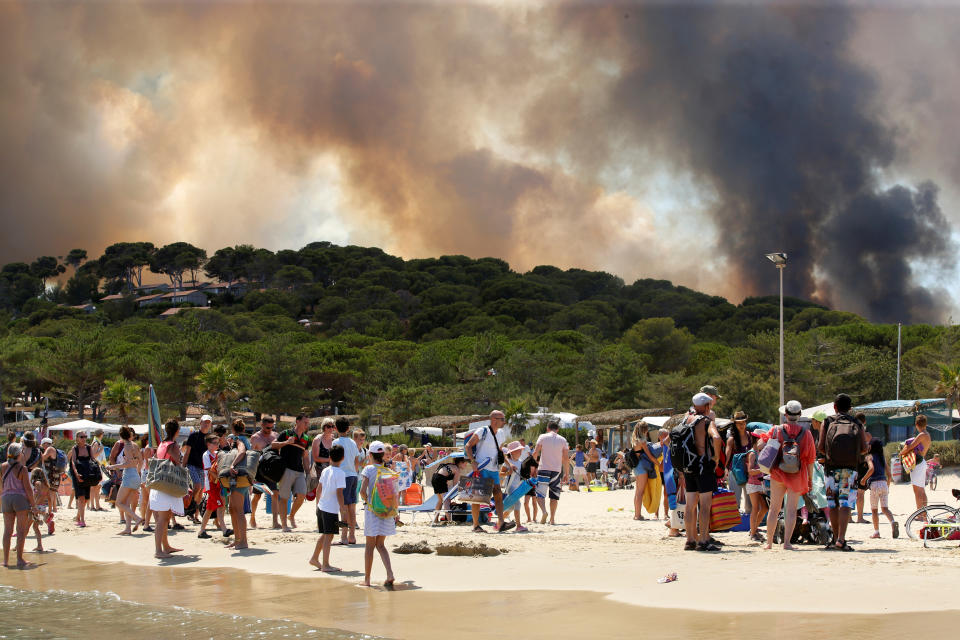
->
[334, 436, 361, 478]
[202, 449, 216, 492]
[536, 431, 569, 473]
[472, 427, 502, 470]
[318, 465, 347, 514]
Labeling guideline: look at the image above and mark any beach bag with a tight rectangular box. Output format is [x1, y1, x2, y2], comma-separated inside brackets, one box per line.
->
[758, 437, 781, 473]
[709, 490, 741, 532]
[777, 425, 806, 474]
[624, 448, 641, 469]
[457, 473, 495, 504]
[731, 452, 749, 485]
[145, 457, 191, 498]
[671, 500, 686, 531]
[256, 449, 285, 484]
[74, 453, 102, 487]
[217, 449, 261, 483]
[669, 416, 703, 474]
[824, 415, 862, 468]
[901, 440, 917, 473]
[369, 467, 399, 518]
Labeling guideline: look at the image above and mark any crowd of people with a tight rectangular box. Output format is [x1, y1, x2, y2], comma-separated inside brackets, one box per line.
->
[0, 391, 944, 574]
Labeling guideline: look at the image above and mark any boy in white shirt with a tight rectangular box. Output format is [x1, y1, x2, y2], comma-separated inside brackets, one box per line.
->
[309, 444, 346, 572]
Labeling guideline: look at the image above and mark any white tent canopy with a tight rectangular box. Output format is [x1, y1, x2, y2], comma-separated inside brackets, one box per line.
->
[45, 419, 150, 436]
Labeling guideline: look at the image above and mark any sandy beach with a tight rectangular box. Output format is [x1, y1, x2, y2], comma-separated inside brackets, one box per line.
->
[9, 470, 959, 627]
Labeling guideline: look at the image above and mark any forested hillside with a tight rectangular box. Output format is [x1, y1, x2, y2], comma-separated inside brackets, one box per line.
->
[1, 241, 957, 425]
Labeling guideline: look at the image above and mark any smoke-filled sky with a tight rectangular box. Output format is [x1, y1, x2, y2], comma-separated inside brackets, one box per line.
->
[2, 1, 960, 323]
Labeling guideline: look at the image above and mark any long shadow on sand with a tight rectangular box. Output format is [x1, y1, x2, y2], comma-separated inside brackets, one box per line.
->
[230, 548, 273, 557]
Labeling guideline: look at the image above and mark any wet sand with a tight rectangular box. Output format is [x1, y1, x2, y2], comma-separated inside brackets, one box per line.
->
[4, 553, 958, 640]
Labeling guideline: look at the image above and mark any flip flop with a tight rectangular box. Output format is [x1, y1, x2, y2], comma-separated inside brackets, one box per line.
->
[472, 526, 486, 533]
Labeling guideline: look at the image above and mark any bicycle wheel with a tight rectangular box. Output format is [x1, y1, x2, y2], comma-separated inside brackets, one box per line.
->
[929, 474, 938, 491]
[905, 505, 958, 542]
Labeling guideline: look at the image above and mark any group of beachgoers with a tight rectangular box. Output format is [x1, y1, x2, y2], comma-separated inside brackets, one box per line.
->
[614, 387, 937, 552]
[0, 393, 943, 575]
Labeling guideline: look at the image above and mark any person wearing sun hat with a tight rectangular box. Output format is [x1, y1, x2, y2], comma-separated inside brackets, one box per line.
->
[499, 440, 529, 532]
[725, 410, 752, 515]
[359, 440, 397, 588]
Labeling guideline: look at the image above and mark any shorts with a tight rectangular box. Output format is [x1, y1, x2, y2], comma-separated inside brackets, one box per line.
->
[635, 457, 657, 479]
[317, 509, 339, 535]
[149, 488, 185, 516]
[121, 467, 141, 490]
[825, 467, 858, 509]
[206, 484, 224, 512]
[573, 466, 587, 481]
[910, 459, 927, 488]
[431, 475, 450, 496]
[343, 476, 359, 505]
[586, 462, 599, 474]
[278, 468, 306, 499]
[746, 483, 763, 495]
[537, 470, 562, 501]
[869, 480, 889, 510]
[1, 493, 30, 513]
[188, 465, 204, 487]
[683, 466, 717, 494]
[480, 468, 500, 487]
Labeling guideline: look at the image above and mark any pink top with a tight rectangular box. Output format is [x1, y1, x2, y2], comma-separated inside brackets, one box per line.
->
[2, 462, 27, 497]
[535, 432, 569, 473]
[157, 441, 178, 461]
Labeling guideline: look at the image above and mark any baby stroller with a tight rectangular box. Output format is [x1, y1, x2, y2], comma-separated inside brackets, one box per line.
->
[772, 494, 833, 545]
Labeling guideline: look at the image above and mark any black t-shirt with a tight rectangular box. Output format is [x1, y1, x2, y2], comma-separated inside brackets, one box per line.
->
[185, 430, 207, 468]
[276, 429, 312, 472]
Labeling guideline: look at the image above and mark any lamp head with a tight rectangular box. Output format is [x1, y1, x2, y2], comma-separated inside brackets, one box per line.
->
[765, 252, 787, 266]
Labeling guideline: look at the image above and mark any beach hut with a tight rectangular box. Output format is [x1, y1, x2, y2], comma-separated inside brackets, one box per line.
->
[854, 398, 955, 442]
[573, 408, 673, 450]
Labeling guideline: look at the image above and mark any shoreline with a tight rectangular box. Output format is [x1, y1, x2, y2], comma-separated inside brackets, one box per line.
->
[11, 472, 960, 617]
[4, 553, 960, 640]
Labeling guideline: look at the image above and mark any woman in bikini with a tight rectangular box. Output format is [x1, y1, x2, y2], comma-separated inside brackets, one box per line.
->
[900, 414, 932, 513]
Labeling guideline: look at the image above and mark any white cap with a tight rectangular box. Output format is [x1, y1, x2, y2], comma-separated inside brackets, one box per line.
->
[784, 400, 803, 416]
[369, 440, 386, 454]
[200, 415, 213, 423]
[692, 393, 713, 407]
[40, 438, 53, 445]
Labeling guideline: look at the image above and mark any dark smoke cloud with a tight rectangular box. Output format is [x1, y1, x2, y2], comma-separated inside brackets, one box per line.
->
[0, 2, 956, 322]
[539, 4, 955, 322]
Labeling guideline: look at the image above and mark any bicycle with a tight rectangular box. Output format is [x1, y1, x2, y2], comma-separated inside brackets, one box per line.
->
[905, 489, 960, 547]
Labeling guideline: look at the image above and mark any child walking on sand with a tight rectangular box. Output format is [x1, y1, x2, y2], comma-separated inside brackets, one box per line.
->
[746, 432, 769, 543]
[359, 441, 396, 589]
[500, 441, 529, 532]
[197, 434, 228, 539]
[29, 469, 46, 553]
[309, 444, 346, 572]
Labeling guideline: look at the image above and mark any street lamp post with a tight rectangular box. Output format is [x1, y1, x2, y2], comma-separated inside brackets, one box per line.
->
[765, 253, 788, 414]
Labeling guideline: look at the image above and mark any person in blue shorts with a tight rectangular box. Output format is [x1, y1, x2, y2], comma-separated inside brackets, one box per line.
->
[464, 410, 514, 533]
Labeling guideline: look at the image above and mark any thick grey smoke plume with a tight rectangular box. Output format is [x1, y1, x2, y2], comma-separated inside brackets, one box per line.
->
[545, 4, 954, 322]
[0, 2, 956, 322]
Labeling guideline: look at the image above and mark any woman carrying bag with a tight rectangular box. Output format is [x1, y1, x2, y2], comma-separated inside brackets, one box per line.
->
[149, 420, 187, 559]
[68, 431, 100, 528]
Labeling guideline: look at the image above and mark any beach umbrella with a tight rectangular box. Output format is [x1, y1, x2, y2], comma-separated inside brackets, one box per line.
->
[147, 384, 162, 448]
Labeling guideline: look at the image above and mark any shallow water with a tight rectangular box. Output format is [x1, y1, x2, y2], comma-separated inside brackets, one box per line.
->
[0, 583, 382, 640]
[2, 553, 958, 640]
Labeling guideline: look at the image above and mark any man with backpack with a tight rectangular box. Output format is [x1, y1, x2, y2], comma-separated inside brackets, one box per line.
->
[817, 393, 869, 552]
[672, 393, 722, 552]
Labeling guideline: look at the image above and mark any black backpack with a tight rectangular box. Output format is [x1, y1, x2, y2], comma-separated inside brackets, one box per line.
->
[825, 415, 862, 469]
[670, 415, 704, 473]
[256, 449, 286, 484]
[623, 447, 641, 469]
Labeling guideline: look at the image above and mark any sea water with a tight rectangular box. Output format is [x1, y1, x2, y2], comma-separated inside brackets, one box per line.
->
[0, 584, 385, 640]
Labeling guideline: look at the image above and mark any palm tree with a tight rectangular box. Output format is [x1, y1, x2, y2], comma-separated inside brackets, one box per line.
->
[934, 363, 960, 429]
[195, 360, 241, 423]
[101, 376, 143, 427]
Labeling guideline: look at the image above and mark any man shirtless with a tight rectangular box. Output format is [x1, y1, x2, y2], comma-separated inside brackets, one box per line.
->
[249, 416, 279, 529]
